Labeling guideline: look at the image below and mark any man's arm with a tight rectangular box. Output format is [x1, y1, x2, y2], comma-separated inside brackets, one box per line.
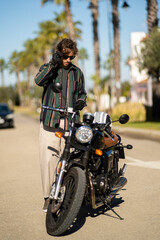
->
[34, 63, 54, 87]
[78, 71, 87, 102]
[34, 52, 62, 86]
[75, 70, 87, 110]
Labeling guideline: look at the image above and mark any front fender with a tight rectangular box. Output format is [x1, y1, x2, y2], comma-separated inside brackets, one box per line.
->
[67, 161, 85, 172]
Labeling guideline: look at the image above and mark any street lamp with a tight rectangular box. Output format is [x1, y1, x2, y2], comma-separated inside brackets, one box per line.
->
[122, 1, 130, 9]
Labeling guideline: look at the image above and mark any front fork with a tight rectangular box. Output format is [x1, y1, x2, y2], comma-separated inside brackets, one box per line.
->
[50, 140, 71, 200]
[52, 159, 67, 200]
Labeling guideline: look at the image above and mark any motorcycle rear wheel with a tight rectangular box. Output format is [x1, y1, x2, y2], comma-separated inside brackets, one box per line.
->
[46, 167, 86, 236]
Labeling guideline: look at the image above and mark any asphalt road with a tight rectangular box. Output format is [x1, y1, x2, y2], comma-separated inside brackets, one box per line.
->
[0, 113, 160, 240]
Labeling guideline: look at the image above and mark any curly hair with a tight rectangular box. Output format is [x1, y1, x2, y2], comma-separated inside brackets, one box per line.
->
[56, 38, 78, 55]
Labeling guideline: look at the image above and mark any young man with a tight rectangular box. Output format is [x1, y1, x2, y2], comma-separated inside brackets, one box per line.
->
[34, 38, 87, 212]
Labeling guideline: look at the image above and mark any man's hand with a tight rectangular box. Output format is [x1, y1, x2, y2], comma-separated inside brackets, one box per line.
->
[49, 52, 63, 68]
[75, 99, 86, 111]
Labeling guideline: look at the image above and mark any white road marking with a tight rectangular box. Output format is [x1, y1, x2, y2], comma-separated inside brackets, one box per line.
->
[126, 156, 160, 170]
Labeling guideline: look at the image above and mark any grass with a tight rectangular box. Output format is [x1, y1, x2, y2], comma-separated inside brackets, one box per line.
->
[14, 106, 39, 118]
[114, 121, 160, 131]
[14, 106, 160, 131]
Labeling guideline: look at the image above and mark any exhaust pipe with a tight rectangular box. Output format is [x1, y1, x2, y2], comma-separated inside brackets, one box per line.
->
[119, 164, 127, 176]
[89, 175, 127, 209]
[107, 177, 127, 202]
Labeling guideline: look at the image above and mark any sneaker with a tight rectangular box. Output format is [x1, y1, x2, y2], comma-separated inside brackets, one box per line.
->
[43, 198, 50, 213]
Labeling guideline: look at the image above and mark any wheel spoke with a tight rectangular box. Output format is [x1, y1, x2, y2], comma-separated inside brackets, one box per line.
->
[52, 175, 76, 219]
[46, 167, 86, 236]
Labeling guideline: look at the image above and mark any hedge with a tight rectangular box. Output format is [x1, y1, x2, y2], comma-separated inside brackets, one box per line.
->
[111, 102, 146, 122]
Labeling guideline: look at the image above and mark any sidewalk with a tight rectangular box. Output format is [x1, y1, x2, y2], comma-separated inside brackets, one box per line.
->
[113, 125, 160, 143]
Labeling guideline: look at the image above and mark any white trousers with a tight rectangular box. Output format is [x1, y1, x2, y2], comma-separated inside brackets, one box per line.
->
[39, 121, 66, 198]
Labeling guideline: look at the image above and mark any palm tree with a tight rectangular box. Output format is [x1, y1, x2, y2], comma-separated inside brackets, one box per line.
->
[36, 20, 61, 63]
[63, 0, 76, 40]
[41, 0, 80, 65]
[54, 11, 68, 39]
[23, 39, 41, 90]
[146, 0, 159, 120]
[103, 50, 114, 108]
[23, 20, 62, 90]
[54, 11, 82, 41]
[146, 0, 158, 34]
[8, 51, 23, 105]
[0, 59, 6, 87]
[41, 0, 75, 40]
[88, 0, 101, 110]
[111, 0, 121, 103]
[54, 10, 82, 66]
[89, 0, 100, 81]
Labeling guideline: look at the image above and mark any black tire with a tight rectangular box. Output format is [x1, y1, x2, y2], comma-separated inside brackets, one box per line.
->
[46, 167, 86, 236]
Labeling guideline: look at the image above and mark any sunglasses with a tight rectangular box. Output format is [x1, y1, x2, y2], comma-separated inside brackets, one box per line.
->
[63, 55, 75, 60]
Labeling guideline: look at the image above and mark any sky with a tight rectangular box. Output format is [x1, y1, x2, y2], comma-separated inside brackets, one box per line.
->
[0, 0, 160, 91]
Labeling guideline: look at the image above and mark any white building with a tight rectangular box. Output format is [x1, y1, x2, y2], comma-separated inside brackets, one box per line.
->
[129, 32, 152, 106]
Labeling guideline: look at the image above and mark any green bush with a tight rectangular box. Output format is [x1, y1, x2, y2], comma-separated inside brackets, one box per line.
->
[0, 86, 17, 105]
[111, 102, 146, 122]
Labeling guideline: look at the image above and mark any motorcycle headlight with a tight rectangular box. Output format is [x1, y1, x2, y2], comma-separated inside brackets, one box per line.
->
[75, 126, 93, 143]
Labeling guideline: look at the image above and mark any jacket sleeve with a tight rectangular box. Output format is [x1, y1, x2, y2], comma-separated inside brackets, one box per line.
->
[77, 70, 87, 103]
[34, 63, 55, 87]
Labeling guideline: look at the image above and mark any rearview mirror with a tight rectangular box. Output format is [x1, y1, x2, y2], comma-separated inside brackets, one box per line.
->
[51, 82, 62, 93]
[119, 114, 129, 124]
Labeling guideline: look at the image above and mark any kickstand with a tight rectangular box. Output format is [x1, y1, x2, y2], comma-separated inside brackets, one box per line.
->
[104, 200, 124, 220]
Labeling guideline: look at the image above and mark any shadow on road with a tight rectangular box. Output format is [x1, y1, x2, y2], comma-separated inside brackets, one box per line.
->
[0, 126, 15, 130]
[63, 196, 124, 236]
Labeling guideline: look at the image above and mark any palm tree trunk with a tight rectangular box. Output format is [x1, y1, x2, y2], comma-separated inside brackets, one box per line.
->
[146, 0, 159, 120]
[42, 49, 50, 63]
[111, 0, 121, 103]
[1, 71, 4, 87]
[64, 0, 78, 66]
[90, 0, 100, 80]
[146, 0, 158, 34]
[64, 0, 75, 40]
[16, 70, 23, 106]
[90, 0, 101, 111]
[27, 65, 32, 91]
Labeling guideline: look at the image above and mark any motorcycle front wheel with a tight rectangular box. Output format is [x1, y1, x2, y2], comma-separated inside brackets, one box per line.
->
[46, 167, 86, 236]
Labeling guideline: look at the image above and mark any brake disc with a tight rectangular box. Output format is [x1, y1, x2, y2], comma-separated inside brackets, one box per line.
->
[51, 186, 66, 213]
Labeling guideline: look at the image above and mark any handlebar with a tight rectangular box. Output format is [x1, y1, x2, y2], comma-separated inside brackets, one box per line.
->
[42, 105, 74, 114]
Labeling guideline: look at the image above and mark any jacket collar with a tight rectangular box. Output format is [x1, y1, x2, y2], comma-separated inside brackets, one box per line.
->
[67, 63, 77, 71]
[59, 63, 77, 72]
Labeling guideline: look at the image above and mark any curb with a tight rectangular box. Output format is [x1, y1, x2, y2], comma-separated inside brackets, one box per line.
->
[113, 126, 160, 143]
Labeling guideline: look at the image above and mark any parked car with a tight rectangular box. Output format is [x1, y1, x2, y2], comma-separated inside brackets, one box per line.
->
[0, 103, 14, 128]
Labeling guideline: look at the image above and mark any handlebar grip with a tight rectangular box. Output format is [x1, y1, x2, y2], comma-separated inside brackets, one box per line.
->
[42, 105, 74, 114]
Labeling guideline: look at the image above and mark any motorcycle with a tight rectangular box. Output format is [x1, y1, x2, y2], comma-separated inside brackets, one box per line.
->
[42, 83, 133, 236]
